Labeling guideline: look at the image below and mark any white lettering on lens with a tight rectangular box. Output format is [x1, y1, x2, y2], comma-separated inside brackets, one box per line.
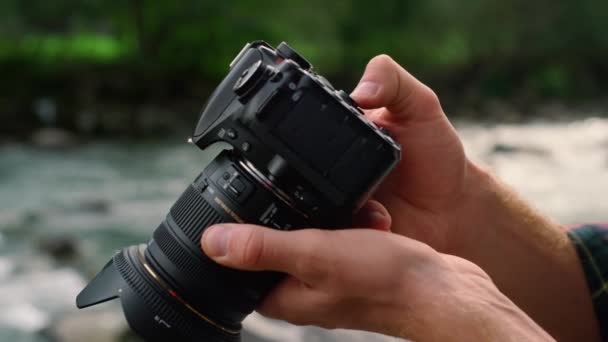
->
[260, 203, 277, 224]
[154, 315, 172, 328]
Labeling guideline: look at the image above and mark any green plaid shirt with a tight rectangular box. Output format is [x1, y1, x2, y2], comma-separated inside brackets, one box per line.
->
[568, 224, 608, 341]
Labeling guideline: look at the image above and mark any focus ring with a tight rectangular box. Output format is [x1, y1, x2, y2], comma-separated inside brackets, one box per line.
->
[115, 247, 240, 342]
[114, 249, 193, 337]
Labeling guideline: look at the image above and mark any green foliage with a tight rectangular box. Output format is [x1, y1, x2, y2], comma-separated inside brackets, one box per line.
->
[1, 0, 608, 99]
[17, 33, 131, 65]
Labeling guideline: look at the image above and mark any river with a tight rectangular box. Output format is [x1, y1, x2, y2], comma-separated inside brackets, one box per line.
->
[0, 118, 606, 341]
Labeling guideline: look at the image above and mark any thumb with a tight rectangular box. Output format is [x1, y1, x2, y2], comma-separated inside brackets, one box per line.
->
[201, 224, 330, 282]
[351, 54, 442, 122]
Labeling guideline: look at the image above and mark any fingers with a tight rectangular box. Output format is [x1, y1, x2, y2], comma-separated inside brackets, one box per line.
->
[200, 224, 446, 333]
[256, 276, 327, 326]
[352, 200, 392, 231]
[201, 224, 332, 283]
[351, 54, 442, 122]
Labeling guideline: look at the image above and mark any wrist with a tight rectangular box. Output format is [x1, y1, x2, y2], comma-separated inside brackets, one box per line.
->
[446, 160, 600, 341]
[390, 259, 554, 342]
[463, 293, 555, 342]
[446, 159, 563, 257]
[443, 159, 501, 256]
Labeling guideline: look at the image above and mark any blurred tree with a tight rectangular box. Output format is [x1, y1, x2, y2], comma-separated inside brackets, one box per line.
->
[1, 0, 607, 136]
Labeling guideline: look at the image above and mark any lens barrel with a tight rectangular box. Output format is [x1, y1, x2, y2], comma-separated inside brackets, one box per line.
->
[77, 150, 312, 341]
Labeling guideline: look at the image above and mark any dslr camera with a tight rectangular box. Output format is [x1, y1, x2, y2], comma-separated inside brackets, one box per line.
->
[77, 41, 401, 341]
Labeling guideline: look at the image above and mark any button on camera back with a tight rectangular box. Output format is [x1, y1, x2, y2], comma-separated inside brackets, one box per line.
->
[337, 90, 357, 107]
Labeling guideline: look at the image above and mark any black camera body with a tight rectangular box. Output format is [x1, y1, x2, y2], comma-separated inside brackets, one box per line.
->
[192, 41, 400, 226]
[76, 41, 401, 342]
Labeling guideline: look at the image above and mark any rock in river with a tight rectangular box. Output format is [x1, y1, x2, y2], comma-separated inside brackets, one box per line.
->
[37, 235, 81, 262]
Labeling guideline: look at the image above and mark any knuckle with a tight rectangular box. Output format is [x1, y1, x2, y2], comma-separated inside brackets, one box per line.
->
[285, 315, 317, 327]
[259, 292, 321, 327]
[409, 240, 443, 268]
[318, 320, 339, 330]
[315, 296, 344, 329]
[295, 231, 332, 282]
[282, 307, 318, 327]
[236, 228, 265, 268]
[415, 85, 441, 112]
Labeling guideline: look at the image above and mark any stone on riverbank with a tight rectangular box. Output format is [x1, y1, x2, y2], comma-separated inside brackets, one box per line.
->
[30, 128, 78, 149]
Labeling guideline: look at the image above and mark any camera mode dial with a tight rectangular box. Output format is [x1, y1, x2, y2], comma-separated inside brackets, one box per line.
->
[234, 60, 267, 97]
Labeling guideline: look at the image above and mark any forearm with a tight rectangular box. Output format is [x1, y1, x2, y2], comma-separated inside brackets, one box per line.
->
[455, 296, 555, 342]
[398, 257, 555, 342]
[407, 304, 554, 342]
[452, 162, 600, 341]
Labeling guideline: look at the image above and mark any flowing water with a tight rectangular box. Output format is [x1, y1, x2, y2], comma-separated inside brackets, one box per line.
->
[0, 118, 606, 342]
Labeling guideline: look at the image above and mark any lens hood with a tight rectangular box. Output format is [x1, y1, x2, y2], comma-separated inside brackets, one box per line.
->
[77, 245, 240, 342]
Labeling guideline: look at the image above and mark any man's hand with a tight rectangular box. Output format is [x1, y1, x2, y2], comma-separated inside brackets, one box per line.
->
[201, 223, 553, 342]
[351, 54, 469, 253]
[350, 55, 600, 341]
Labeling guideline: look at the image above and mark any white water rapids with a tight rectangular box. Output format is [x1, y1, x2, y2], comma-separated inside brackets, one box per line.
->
[0, 118, 606, 341]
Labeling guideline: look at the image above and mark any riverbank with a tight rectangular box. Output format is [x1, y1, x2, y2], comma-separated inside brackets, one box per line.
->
[3, 95, 608, 148]
[1, 118, 606, 341]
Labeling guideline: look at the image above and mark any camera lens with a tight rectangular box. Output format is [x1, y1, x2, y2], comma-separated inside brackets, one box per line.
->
[77, 151, 310, 341]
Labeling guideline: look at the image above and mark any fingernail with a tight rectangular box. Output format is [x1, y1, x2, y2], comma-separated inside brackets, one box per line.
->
[356, 207, 388, 228]
[352, 81, 380, 98]
[367, 210, 386, 225]
[369, 210, 387, 223]
[203, 225, 232, 257]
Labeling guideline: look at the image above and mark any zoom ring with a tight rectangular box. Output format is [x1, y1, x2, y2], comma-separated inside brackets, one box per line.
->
[152, 184, 281, 320]
[170, 184, 225, 244]
[152, 222, 256, 316]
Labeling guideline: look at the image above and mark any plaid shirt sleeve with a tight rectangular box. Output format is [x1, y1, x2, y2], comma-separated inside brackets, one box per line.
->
[568, 224, 608, 341]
